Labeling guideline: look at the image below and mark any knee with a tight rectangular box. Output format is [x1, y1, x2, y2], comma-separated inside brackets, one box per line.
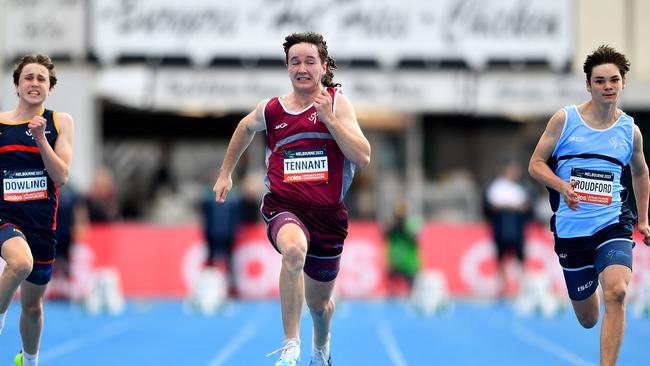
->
[577, 313, 599, 329]
[22, 300, 43, 318]
[281, 245, 306, 272]
[308, 297, 335, 316]
[604, 284, 628, 307]
[5, 255, 33, 280]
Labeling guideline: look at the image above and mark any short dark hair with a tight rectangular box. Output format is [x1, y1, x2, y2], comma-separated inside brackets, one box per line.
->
[283, 32, 341, 88]
[583, 45, 630, 82]
[13, 54, 57, 88]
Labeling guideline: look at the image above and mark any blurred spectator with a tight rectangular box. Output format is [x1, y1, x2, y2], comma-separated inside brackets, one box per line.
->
[151, 141, 177, 199]
[200, 172, 242, 294]
[238, 170, 263, 224]
[87, 165, 120, 222]
[50, 184, 89, 298]
[385, 197, 422, 297]
[483, 158, 532, 298]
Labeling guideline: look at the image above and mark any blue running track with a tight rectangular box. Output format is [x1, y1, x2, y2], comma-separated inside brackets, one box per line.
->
[1, 299, 649, 365]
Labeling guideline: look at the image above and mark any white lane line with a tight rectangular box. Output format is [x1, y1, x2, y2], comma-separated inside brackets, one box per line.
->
[377, 321, 408, 366]
[40, 320, 134, 362]
[510, 323, 596, 366]
[207, 320, 259, 366]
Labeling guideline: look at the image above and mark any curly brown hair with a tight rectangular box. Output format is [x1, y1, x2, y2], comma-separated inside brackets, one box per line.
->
[583, 45, 630, 83]
[12, 54, 57, 88]
[283, 32, 341, 88]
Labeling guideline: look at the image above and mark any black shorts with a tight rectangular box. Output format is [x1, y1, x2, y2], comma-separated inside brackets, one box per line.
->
[554, 220, 635, 300]
[0, 219, 56, 285]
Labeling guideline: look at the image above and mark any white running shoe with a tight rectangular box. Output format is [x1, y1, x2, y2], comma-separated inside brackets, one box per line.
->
[310, 345, 331, 366]
[310, 335, 331, 366]
[267, 338, 300, 366]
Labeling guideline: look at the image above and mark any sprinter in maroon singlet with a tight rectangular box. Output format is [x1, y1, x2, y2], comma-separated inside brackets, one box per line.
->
[214, 32, 370, 366]
[0, 55, 74, 366]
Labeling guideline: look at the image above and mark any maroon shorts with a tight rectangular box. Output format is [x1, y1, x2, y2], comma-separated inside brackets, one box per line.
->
[261, 193, 348, 282]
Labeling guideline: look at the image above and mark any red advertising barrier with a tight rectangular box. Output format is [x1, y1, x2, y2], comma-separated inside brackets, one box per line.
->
[73, 221, 387, 299]
[69, 221, 650, 299]
[419, 222, 650, 297]
[72, 223, 205, 298]
[419, 222, 563, 297]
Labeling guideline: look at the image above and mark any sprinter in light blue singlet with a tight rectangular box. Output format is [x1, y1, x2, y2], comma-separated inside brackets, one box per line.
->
[529, 45, 650, 366]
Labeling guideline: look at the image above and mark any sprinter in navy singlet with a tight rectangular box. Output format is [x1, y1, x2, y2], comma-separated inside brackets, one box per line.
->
[0, 55, 75, 366]
[529, 45, 650, 366]
[213, 33, 370, 366]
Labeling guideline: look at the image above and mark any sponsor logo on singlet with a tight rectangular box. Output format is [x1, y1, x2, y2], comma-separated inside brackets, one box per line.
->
[25, 130, 51, 138]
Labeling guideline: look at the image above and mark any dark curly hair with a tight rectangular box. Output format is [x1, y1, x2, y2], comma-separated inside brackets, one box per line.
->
[283, 32, 341, 88]
[13, 54, 57, 88]
[583, 45, 630, 83]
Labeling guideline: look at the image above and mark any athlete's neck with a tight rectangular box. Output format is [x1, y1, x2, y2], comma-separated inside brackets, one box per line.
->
[290, 87, 325, 110]
[579, 101, 620, 129]
[9, 104, 45, 122]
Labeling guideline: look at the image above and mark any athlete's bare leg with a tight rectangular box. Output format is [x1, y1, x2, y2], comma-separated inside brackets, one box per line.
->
[571, 289, 600, 329]
[305, 275, 335, 347]
[19, 281, 47, 354]
[276, 224, 308, 341]
[599, 264, 631, 366]
[0, 237, 33, 313]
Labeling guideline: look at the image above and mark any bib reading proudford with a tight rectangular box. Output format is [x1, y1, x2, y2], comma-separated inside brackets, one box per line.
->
[283, 148, 329, 183]
[3, 169, 48, 202]
[570, 167, 613, 205]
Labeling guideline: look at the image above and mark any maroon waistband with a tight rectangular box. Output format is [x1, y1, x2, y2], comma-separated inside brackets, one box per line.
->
[265, 192, 345, 212]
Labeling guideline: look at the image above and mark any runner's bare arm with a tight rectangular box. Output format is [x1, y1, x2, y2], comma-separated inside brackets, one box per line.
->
[629, 125, 650, 245]
[30, 112, 74, 187]
[314, 90, 370, 168]
[213, 100, 267, 202]
[529, 109, 580, 210]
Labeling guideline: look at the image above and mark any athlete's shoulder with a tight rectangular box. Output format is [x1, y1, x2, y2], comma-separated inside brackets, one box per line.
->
[259, 97, 276, 108]
[548, 108, 568, 125]
[257, 97, 277, 117]
[331, 89, 353, 110]
[0, 110, 15, 122]
[539, 108, 568, 144]
[619, 109, 634, 123]
[53, 111, 74, 131]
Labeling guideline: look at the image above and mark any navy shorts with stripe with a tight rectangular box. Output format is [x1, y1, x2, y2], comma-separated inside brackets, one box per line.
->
[0, 219, 56, 285]
[554, 220, 635, 301]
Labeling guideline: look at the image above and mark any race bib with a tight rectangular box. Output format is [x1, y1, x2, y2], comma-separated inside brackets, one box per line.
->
[283, 148, 328, 183]
[3, 169, 48, 202]
[570, 168, 613, 205]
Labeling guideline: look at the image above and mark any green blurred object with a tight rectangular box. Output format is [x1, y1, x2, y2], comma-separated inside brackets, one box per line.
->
[387, 216, 422, 278]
